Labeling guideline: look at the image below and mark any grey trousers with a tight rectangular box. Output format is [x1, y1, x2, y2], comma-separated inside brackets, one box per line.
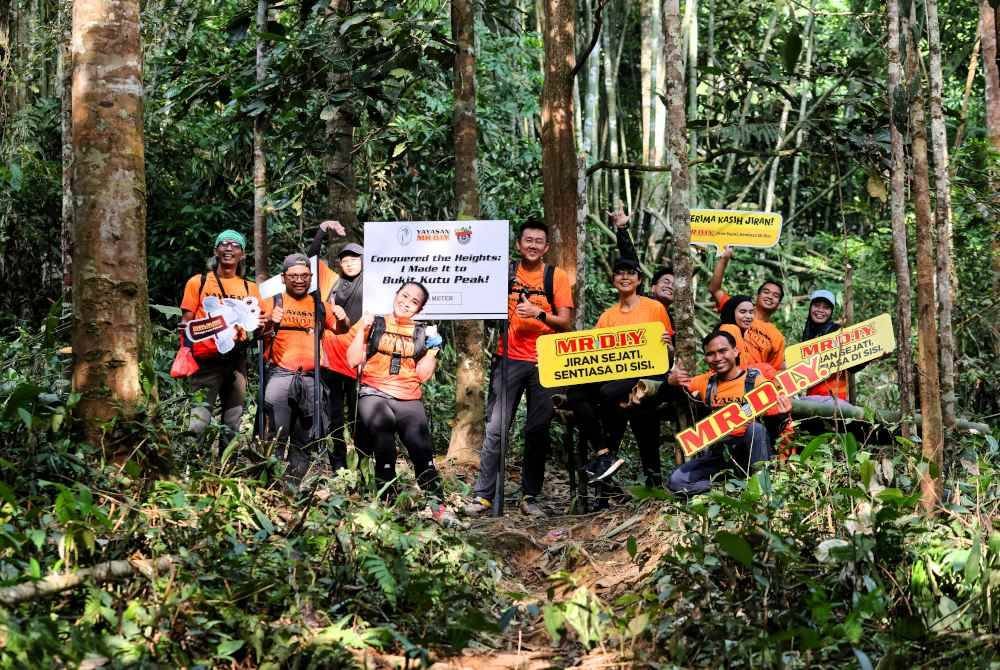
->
[265, 367, 323, 482]
[188, 355, 247, 442]
[472, 357, 555, 500]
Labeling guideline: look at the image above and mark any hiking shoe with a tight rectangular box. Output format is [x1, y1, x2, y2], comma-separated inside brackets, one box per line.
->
[461, 496, 492, 516]
[585, 453, 625, 483]
[519, 496, 546, 517]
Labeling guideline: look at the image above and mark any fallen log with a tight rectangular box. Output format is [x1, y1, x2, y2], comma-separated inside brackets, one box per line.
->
[790, 398, 991, 435]
[0, 555, 176, 607]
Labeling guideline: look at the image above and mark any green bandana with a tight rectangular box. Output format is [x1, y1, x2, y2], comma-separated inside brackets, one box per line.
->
[214, 229, 247, 249]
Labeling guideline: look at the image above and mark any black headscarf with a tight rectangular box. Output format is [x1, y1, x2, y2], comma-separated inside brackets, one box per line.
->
[802, 298, 838, 340]
[334, 270, 363, 324]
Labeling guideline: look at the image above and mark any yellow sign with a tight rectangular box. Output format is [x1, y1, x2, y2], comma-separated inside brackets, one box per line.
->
[689, 209, 783, 251]
[537, 322, 669, 388]
[785, 313, 895, 373]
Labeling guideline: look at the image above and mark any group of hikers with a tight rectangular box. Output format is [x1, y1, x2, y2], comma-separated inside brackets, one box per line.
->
[175, 211, 854, 519]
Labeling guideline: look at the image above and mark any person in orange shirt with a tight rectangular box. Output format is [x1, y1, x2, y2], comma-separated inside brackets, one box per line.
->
[463, 222, 575, 517]
[346, 282, 446, 510]
[609, 205, 675, 340]
[261, 254, 347, 481]
[799, 289, 865, 405]
[179, 229, 267, 446]
[666, 329, 789, 495]
[708, 246, 786, 370]
[304, 219, 364, 470]
[574, 258, 672, 494]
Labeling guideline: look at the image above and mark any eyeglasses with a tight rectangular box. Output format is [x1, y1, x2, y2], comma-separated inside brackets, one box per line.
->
[285, 272, 312, 281]
[217, 241, 242, 250]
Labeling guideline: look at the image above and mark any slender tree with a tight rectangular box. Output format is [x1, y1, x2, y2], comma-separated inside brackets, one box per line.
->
[325, 0, 359, 243]
[983, 2, 1000, 310]
[540, 0, 578, 280]
[446, 0, 485, 467]
[70, 0, 150, 439]
[984, 1, 1000, 154]
[886, 0, 915, 436]
[253, 0, 269, 280]
[663, 0, 694, 371]
[59, 0, 72, 300]
[904, 0, 943, 513]
[924, 0, 956, 430]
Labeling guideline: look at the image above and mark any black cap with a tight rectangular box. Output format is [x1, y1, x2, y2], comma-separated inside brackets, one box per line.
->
[612, 257, 640, 273]
[338, 242, 364, 258]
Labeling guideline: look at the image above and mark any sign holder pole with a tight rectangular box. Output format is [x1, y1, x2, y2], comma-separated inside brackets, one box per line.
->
[492, 319, 509, 517]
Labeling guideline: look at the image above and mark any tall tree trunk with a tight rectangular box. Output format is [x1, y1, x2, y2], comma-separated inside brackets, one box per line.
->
[601, 24, 619, 205]
[641, 0, 654, 163]
[904, 1, 943, 514]
[981, 2, 1000, 308]
[253, 0, 269, 281]
[540, 0, 578, 280]
[924, 0, 956, 431]
[887, 0, 915, 437]
[985, 1, 1000, 153]
[685, 0, 698, 204]
[446, 0, 486, 467]
[582, 0, 600, 164]
[788, 2, 816, 222]
[59, 0, 72, 302]
[326, 0, 359, 247]
[70, 0, 150, 441]
[663, 0, 694, 371]
[951, 27, 981, 158]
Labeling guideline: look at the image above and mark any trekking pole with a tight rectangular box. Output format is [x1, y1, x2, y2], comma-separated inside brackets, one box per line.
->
[255, 337, 266, 439]
[492, 318, 509, 517]
[311, 292, 323, 442]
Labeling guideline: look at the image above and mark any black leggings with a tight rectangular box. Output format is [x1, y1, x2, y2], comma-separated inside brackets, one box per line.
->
[568, 378, 663, 487]
[357, 392, 441, 497]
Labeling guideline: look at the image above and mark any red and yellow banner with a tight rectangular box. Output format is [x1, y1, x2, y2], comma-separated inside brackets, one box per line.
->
[784, 313, 895, 373]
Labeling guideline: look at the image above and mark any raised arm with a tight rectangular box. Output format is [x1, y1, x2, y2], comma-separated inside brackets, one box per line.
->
[707, 246, 734, 306]
[306, 220, 347, 258]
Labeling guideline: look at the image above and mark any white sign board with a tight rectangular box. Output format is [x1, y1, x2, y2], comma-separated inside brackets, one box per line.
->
[363, 220, 509, 320]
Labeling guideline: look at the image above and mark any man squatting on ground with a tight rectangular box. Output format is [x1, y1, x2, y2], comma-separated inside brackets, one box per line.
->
[666, 329, 791, 494]
[261, 253, 348, 483]
[464, 222, 575, 517]
[179, 230, 267, 446]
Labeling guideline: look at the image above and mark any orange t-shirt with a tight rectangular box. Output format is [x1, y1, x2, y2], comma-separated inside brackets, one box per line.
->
[263, 293, 336, 372]
[359, 317, 428, 400]
[807, 373, 848, 400]
[316, 260, 339, 303]
[322, 330, 357, 379]
[180, 272, 262, 359]
[498, 263, 574, 362]
[596, 296, 672, 336]
[714, 291, 785, 369]
[685, 368, 781, 438]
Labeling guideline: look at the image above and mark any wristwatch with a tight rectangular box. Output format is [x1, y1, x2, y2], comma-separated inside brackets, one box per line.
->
[535, 311, 547, 323]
